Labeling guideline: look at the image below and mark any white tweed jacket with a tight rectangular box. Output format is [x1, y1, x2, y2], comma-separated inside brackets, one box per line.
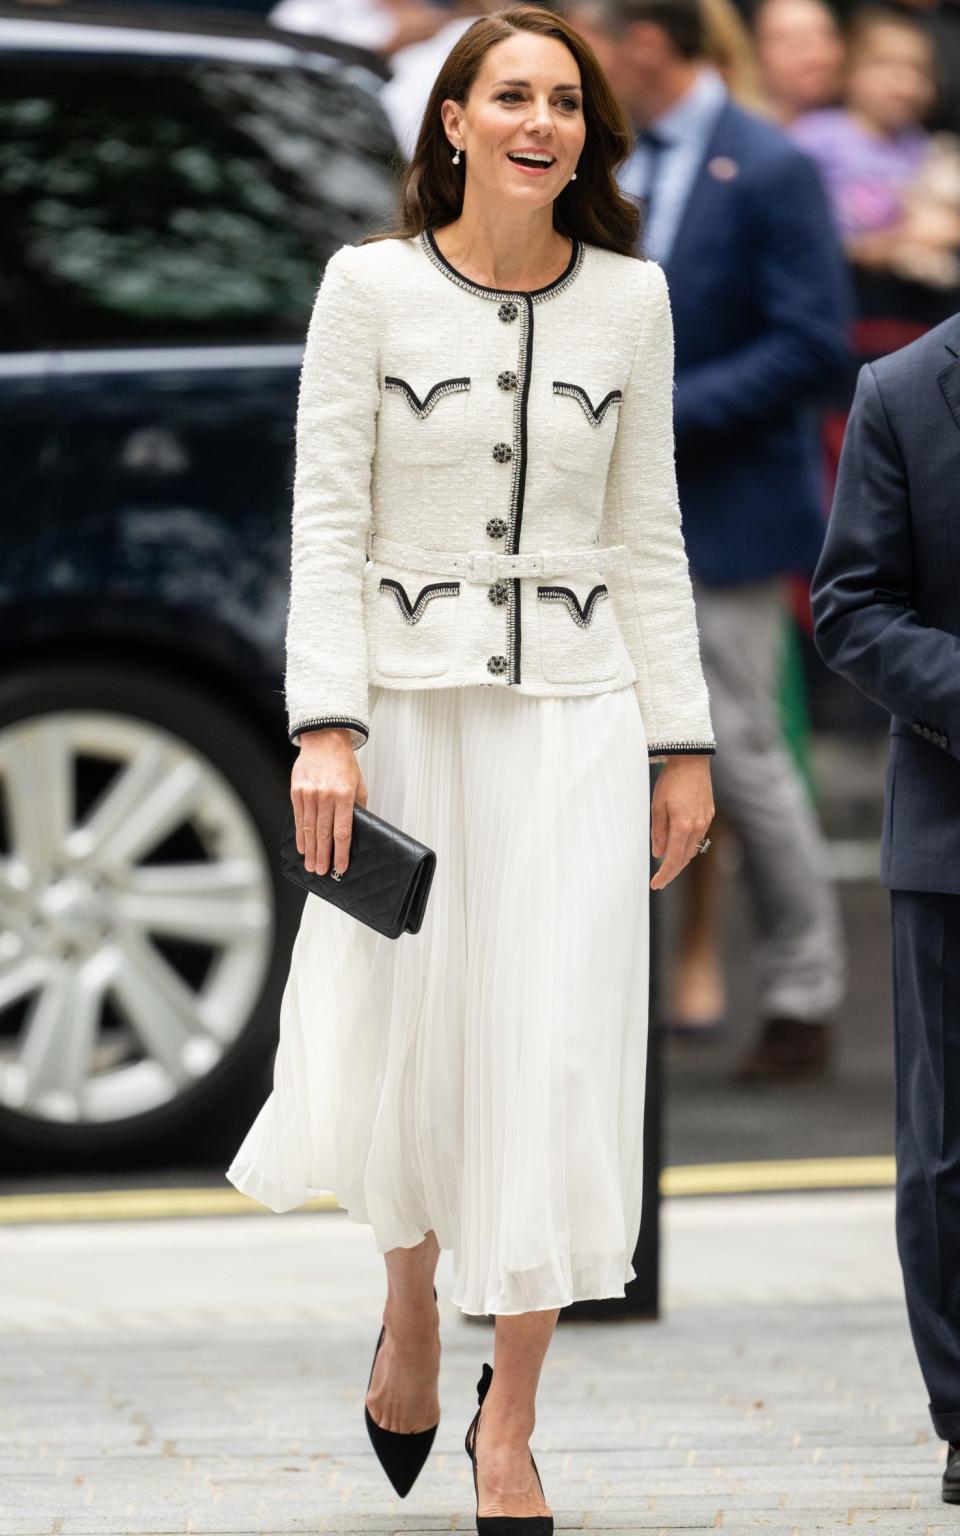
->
[286, 229, 716, 758]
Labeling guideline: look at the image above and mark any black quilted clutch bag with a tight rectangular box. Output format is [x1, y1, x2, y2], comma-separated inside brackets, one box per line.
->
[279, 804, 436, 940]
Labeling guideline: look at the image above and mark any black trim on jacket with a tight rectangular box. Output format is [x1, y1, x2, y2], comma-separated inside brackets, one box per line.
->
[648, 742, 717, 757]
[384, 375, 470, 418]
[380, 577, 461, 624]
[552, 382, 623, 425]
[290, 716, 369, 744]
[421, 229, 584, 301]
[536, 583, 610, 627]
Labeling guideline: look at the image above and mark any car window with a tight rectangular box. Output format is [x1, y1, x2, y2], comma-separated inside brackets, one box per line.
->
[0, 54, 398, 349]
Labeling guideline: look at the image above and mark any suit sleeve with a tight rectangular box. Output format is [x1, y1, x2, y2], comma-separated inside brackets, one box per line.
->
[602, 262, 716, 758]
[285, 245, 379, 751]
[811, 362, 960, 763]
[673, 149, 851, 441]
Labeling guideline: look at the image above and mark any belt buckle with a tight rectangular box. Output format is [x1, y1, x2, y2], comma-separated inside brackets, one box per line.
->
[467, 550, 496, 581]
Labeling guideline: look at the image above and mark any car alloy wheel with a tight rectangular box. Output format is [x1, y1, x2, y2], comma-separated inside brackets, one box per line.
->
[0, 709, 274, 1128]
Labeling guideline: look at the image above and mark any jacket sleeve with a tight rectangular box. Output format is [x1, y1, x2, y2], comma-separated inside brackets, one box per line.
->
[285, 244, 379, 751]
[811, 362, 960, 764]
[602, 262, 716, 759]
[673, 150, 851, 442]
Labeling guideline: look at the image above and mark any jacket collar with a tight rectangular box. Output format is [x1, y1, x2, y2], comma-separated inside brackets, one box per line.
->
[420, 228, 585, 302]
[941, 315, 960, 359]
[661, 99, 738, 281]
[938, 319, 960, 433]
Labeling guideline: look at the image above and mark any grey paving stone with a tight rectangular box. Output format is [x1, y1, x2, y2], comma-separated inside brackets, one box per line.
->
[576, 1517, 716, 1530]
[0, 1199, 950, 1536]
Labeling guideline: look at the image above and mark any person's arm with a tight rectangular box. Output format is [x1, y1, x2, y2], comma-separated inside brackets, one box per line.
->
[601, 262, 716, 760]
[673, 149, 852, 442]
[285, 245, 379, 752]
[811, 361, 960, 763]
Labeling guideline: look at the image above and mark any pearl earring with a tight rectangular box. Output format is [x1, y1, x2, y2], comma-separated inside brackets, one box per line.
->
[571, 170, 577, 180]
[452, 145, 462, 165]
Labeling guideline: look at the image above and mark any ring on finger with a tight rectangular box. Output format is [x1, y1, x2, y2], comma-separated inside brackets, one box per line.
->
[696, 837, 711, 855]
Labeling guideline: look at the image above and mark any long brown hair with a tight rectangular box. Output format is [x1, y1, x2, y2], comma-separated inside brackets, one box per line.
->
[363, 6, 641, 256]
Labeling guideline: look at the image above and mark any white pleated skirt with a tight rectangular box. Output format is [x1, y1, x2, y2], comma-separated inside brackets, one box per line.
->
[226, 680, 650, 1316]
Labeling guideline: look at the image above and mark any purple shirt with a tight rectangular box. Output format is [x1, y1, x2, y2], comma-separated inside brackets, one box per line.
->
[788, 108, 928, 237]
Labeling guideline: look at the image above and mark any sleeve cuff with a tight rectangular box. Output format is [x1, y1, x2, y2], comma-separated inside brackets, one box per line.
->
[648, 740, 717, 758]
[289, 716, 369, 751]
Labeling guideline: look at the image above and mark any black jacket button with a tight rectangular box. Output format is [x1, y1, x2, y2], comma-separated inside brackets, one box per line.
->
[486, 517, 508, 539]
[498, 302, 518, 323]
[497, 370, 518, 391]
[492, 442, 512, 464]
[488, 581, 509, 605]
[487, 654, 508, 675]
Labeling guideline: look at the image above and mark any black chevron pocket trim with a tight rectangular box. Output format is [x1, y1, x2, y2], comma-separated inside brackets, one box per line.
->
[553, 382, 623, 425]
[380, 578, 461, 624]
[384, 375, 470, 418]
[537, 583, 609, 628]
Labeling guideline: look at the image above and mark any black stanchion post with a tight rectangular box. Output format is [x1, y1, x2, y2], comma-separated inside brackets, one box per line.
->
[561, 889, 661, 1321]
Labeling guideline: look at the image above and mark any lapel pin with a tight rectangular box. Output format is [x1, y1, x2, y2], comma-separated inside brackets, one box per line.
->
[707, 155, 739, 181]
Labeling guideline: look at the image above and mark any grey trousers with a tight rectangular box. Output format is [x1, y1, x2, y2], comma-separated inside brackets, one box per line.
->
[691, 576, 846, 1022]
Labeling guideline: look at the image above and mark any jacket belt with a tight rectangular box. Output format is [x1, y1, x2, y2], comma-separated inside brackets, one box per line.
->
[368, 534, 630, 583]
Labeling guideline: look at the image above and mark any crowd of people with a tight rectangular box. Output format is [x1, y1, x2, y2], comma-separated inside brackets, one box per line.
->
[265, 0, 960, 1085]
[272, 0, 960, 327]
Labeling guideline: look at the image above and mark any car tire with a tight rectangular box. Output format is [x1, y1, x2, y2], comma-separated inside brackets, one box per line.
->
[0, 659, 299, 1166]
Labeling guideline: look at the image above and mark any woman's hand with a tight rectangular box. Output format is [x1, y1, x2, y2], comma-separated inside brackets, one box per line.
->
[649, 756, 714, 891]
[291, 729, 368, 876]
[845, 227, 905, 272]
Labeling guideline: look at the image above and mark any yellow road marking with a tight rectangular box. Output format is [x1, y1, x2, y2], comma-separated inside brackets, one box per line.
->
[0, 1158, 896, 1225]
[661, 1156, 896, 1197]
[0, 1187, 340, 1224]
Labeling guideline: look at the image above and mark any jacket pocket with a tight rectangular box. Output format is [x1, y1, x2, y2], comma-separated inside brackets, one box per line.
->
[536, 582, 625, 684]
[380, 374, 470, 465]
[549, 381, 622, 475]
[373, 577, 460, 678]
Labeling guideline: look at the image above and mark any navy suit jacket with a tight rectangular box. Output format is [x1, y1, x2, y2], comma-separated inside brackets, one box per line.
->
[664, 101, 851, 587]
[811, 314, 960, 895]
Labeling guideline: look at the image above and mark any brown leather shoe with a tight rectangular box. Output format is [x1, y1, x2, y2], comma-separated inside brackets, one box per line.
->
[734, 1017, 833, 1083]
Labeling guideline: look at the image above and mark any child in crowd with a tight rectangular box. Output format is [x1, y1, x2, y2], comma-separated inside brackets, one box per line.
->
[789, 7, 960, 290]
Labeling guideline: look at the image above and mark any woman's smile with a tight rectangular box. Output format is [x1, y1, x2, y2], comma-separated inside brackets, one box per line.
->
[505, 146, 558, 176]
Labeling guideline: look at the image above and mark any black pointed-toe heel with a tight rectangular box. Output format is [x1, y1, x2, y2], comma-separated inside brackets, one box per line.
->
[363, 1285, 439, 1498]
[464, 1362, 554, 1535]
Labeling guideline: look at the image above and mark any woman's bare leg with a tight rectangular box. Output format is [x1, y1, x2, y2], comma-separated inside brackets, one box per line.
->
[365, 1231, 441, 1433]
[474, 1308, 560, 1518]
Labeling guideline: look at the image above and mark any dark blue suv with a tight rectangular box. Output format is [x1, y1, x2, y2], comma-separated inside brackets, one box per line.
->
[0, 3, 397, 1163]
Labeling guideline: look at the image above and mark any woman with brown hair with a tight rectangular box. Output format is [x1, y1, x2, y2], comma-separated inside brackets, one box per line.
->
[226, 7, 714, 1530]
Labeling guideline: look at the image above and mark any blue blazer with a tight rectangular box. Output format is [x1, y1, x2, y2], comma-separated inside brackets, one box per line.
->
[664, 101, 852, 587]
[811, 315, 960, 895]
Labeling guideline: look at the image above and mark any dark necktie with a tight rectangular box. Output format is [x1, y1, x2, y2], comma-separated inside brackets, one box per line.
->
[635, 127, 668, 242]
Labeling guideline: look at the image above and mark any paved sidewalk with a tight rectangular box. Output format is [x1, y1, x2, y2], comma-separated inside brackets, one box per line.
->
[0, 1191, 949, 1535]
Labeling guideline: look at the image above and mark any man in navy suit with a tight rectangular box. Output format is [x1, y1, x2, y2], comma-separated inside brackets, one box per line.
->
[569, 0, 851, 1079]
[811, 323, 960, 1501]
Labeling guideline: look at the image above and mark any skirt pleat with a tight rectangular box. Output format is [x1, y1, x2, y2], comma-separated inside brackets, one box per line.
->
[226, 681, 650, 1315]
